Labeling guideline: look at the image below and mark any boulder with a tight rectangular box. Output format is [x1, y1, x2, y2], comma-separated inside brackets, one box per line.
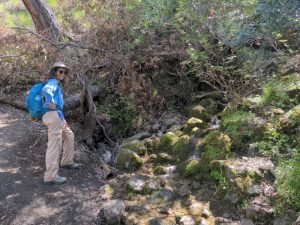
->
[190, 105, 209, 121]
[115, 149, 143, 172]
[97, 199, 126, 225]
[154, 152, 175, 164]
[127, 174, 160, 194]
[158, 132, 179, 152]
[184, 117, 206, 133]
[280, 104, 300, 131]
[122, 140, 147, 155]
[245, 196, 274, 222]
[173, 135, 194, 161]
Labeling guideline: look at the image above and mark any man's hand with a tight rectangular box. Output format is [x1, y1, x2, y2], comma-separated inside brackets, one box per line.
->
[48, 103, 56, 110]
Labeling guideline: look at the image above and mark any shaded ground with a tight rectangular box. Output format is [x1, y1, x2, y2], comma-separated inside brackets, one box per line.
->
[0, 104, 105, 225]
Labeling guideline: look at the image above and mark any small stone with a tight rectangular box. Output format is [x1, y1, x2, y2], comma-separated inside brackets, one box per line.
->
[247, 185, 261, 196]
[151, 188, 177, 202]
[179, 184, 191, 197]
[158, 206, 172, 214]
[192, 181, 201, 190]
[115, 149, 143, 172]
[148, 218, 163, 225]
[180, 215, 196, 225]
[201, 209, 210, 218]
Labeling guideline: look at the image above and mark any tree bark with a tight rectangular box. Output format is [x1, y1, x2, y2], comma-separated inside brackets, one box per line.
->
[22, 0, 62, 40]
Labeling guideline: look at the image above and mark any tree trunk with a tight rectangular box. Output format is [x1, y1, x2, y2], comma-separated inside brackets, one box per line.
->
[22, 0, 62, 40]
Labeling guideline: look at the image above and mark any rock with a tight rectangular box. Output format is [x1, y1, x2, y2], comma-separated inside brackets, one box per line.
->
[122, 140, 147, 155]
[151, 188, 177, 202]
[115, 149, 143, 172]
[192, 181, 201, 190]
[102, 150, 113, 163]
[213, 157, 275, 181]
[127, 174, 160, 194]
[153, 165, 176, 175]
[148, 218, 163, 225]
[201, 209, 210, 218]
[154, 152, 175, 164]
[280, 104, 300, 131]
[125, 131, 151, 142]
[99, 184, 114, 200]
[98, 199, 126, 225]
[158, 132, 179, 152]
[161, 112, 186, 131]
[245, 196, 274, 221]
[125, 214, 139, 225]
[153, 166, 168, 175]
[158, 206, 172, 214]
[199, 220, 208, 225]
[215, 217, 232, 223]
[144, 137, 160, 153]
[225, 192, 241, 204]
[189, 202, 205, 216]
[177, 159, 202, 178]
[240, 219, 254, 225]
[167, 124, 184, 133]
[184, 117, 206, 133]
[173, 135, 194, 161]
[178, 184, 191, 197]
[247, 184, 261, 196]
[201, 131, 232, 162]
[199, 98, 219, 115]
[190, 105, 209, 121]
[180, 215, 196, 225]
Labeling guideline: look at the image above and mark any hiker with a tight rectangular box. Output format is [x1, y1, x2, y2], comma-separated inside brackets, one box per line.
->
[42, 62, 79, 185]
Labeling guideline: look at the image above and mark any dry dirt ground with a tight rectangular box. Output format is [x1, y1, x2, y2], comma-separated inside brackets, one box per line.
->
[0, 103, 105, 225]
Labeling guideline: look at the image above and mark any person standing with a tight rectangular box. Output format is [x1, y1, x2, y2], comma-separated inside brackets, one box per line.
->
[42, 62, 79, 185]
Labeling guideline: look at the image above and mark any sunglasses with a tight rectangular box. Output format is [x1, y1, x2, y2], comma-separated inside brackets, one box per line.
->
[57, 70, 67, 75]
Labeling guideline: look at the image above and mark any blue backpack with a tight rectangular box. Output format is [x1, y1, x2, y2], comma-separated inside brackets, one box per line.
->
[26, 83, 46, 120]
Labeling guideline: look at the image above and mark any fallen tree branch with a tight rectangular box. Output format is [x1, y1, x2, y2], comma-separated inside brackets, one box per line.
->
[0, 85, 105, 111]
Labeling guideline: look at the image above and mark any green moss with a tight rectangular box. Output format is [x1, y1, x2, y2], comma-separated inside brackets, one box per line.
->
[199, 98, 219, 115]
[158, 132, 178, 152]
[177, 159, 209, 179]
[183, 117, 206, 134]
[115, 149, 143, 172]
[221, 110, 260, 149]
[153, 166, 167, 175]
[144, 137, 160, 153]
[173, 135, 194, 162]
[189, 105, 209, 121]
[123, 140, 147, 155]
[154, 153, 175, 164]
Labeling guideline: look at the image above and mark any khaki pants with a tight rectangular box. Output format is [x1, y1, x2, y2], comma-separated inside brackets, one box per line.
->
[42, 111, 74, 181]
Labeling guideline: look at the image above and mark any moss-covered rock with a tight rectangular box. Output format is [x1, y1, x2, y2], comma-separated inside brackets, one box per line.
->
[154, 153, 175, 164]
[153, 166, 168, 175]
[201, 131, 232, 162]
[173, 135, 194, 162]
[183, 117, 206, 134]
[189, 105, 209, 121]
[280, 104, 300, 131]
[221, 110, 263, 149]
[177, 159, 203, 178]
[115, 149, 143, 172]
[122, 140, 147, 156]
[199, 98, 219, 115]
[158, 132, 178, 152]
[144, 137, 160, 153]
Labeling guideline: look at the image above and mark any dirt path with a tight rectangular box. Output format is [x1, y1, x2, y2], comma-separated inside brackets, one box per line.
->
[0, 104, 104, 225]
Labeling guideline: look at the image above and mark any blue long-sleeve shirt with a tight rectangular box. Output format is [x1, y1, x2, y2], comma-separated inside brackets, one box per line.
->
[42, 79, 64, 119]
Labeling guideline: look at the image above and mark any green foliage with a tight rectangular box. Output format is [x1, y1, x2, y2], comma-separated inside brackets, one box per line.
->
[99, 95, 138, 136]
[276, 156, 300, 213]
[261, 80, 292, 109]
[210, 170, 230, 191]
[221, 110, 258, 148]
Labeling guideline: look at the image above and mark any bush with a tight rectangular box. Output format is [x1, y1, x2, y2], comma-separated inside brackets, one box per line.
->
[276, 156, 300, 213]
